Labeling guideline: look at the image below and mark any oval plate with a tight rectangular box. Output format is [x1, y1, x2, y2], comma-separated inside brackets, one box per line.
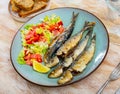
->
[10, 7, 109, 87]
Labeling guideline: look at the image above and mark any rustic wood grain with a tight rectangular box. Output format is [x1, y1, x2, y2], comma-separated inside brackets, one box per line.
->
[0, 0, 120, 94]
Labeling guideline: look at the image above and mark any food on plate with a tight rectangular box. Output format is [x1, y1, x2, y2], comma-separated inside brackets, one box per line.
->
[56, 21, 95, 58]
[35, 0, 49, 2]
[17, 13, 97, 85]
[17, 14, 65, 73]
[48, 24, 95, 78]
[46, 22, 95, 68]
[33, 60, 50, 73]
[44, 12, 79, 67]
[58, 35, 96, 85]
[10, 0, 49, 17]
[14, 0, 34, 11]
[19, 1, 47, 17]
[48, 65, 63, 78]
[10, 0, 20, 12]
[45, 56, 59, 68]
[57, 70, 73, 85]
[72, 36, 96, 73]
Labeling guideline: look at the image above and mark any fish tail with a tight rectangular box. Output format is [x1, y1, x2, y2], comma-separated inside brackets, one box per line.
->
[71, 12, 79, 26]
[86, 24, 95, 35]
[85, 21, 96, 29]
[80, 21, 95, 34]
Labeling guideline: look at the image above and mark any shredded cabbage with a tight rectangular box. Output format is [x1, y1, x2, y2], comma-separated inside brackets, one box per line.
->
[36, 27, 43, 34]
[17, 14, 63, 65]
[27, 42, 48, 55]
[24, 24, 35, 30]
[36, 28, 53, 44]
[43, 15, 61, 25]
[17, 49, 26, 64]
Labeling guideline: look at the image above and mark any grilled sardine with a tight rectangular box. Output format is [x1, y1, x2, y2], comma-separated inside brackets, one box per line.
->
[44, 12, 79, 64]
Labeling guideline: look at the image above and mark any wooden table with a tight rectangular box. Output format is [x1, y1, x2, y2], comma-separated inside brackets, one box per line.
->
[0, 0, 120, 94]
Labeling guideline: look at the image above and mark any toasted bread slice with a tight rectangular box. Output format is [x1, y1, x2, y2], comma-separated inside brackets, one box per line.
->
[14, 0, 34, 11]
[19, 1, 47, 17]
[10, 0, 20, 12]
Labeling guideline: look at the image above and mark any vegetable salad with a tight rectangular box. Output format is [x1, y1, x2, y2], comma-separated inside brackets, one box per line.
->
[17, 15, 65, 68]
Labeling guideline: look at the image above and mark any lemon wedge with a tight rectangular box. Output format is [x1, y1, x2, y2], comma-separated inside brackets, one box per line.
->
[32, 60, 50, 73]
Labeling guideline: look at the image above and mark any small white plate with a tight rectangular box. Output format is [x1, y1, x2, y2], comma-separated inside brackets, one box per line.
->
[8, 1, 51, 23]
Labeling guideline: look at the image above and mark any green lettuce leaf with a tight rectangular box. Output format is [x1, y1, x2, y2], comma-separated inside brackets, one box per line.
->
[17, 49, 26, 65]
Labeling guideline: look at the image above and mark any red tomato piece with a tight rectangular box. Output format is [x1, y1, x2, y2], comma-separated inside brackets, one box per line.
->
[26, 59, 33, 66]
[35, 54, 42, 62]
[58, 21, 63, 26]
[26, 39, 33, 44]
[39, 35, 46, 42]
[25, 29, 41, 44]
[49, 25, 56, 32]
[30, 54, 42, 63]
[25, 30, 33, 39]
[59, 26, 65, 33]
[24, 53, 42, 66]
[37, 23, 46, 28]
[24, 54, 31, 60]
[32, 26, 37, 30]
[52, 30, 60, 36]
[33, 34, 40, 42]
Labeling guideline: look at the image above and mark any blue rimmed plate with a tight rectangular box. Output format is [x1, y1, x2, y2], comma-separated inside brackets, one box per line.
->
[10, 7, 109, 87]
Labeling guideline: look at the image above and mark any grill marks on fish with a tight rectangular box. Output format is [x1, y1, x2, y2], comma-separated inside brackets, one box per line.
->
[63, 35, 90, 68]
[45, 56, 59, 68]
[72, 39, 95, 73]
[44, 12, 79, 65]
[58, 36, 96, 85]
[56, 32, 83, 57]
[48, 65, 63, 78]
[56, 22, 95, 58]
[57, 70, 73, 85]
[43, 17, 96, 85]
[48, 28, 93, 78]
[46, 22, 95, 68]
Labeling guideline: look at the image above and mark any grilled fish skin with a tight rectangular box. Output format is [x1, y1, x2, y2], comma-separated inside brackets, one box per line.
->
[48, 29, 93, 78]
[63, 35, 90, 68]
[72, 36, 96, 73]
[48, 65, 63, 78]
[45, 56, 59, 68]
[57, 70, 73, 85]
[63, 27, 95, 68]
[45, 22, 95, 68]
[56, 22, 95, 58]
[57, 35, 96, 85]
[44, 12, 79, 64]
